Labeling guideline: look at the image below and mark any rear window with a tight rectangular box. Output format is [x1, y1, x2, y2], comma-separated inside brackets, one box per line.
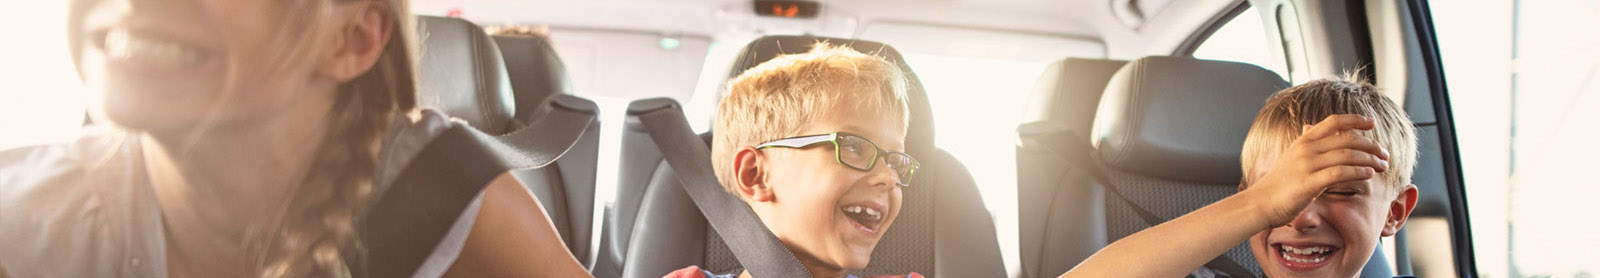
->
[1192, 7, 1287, 80]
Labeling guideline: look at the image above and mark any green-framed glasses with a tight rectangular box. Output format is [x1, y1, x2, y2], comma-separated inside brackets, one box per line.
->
[755, 132, 920, 187]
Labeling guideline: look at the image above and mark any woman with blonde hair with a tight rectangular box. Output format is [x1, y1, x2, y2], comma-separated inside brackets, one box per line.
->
[0, 0, 590, 277]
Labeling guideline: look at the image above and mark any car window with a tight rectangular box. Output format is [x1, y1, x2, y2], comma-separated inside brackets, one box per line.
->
[903, 53, 1050, 275]
[1431, 0, 1600, 277]
[1192, 7, 1288, 80]
[542, 29, 711, 103]
[0, 2, 87, 150]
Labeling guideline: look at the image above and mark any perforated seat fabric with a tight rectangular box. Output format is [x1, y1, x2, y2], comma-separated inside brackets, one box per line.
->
[604, 36, 1005, 278]
[1017, 56, 1394, 277]
[1089, 57, 1290, 277]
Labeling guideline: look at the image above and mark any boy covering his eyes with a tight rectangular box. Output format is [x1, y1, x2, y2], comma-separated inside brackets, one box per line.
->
[1064, 76, 1420, 278]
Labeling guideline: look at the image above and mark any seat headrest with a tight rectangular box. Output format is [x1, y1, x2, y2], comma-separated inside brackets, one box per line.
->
[1024, 58, 1128, 132]
[492, 35, 574, 123]
[1091, 56, 1289, 184]
[416, 16, 516, 134]
[726, 35, 936, 151]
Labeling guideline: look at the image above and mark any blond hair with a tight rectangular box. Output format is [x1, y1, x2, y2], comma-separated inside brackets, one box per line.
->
[252, 0, 419, 277]
[67, 0, 419, 275]
[711, 42, 911, 193]
[1240, 74, 1417, 193]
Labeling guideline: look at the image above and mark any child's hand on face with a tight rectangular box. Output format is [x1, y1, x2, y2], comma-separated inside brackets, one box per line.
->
[1245, 114, 1390, 228]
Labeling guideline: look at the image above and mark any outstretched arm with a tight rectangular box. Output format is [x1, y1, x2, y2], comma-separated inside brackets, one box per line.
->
[1062, 191, 1274, 277]
[443, 173, 592, 278]
[1062, 115, 1389, 277]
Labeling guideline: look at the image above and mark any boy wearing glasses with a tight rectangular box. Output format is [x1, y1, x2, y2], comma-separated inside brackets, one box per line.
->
[666, 43, 922, 278]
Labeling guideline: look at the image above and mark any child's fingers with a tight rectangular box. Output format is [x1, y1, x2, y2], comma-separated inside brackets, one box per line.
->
[1299, 115, 1376, 142]
[1310, 149, 1389, 173]
[1310, 166, 1377, 189]
[1307, 133, 1391, 161]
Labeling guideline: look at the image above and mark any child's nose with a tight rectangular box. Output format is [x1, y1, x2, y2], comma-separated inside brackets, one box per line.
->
[866, 160, 901, 188]
[1287, 205, 1324, 232]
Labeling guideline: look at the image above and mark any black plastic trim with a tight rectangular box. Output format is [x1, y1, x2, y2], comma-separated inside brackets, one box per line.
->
[1403, 0, 1480, 276]
[1343, 0, 1376, 82]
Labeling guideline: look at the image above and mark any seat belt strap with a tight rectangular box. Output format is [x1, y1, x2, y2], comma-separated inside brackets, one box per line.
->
[628, 98, 814, 277]
[1018, 121, 1256, 278]
[355, 95, 598, 278]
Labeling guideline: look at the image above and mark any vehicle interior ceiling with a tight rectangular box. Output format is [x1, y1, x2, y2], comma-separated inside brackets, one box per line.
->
[411, 0, 1239, 102]
[408, 0, 1466, 277]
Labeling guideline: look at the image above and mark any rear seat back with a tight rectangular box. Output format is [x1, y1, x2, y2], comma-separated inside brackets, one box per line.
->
[1015, 58, 1126, 278]
[1017, 56, 1395, 277]
[493, 34, 576, 123]
[415, 16, 516, 134]
[601, 35, 1006, 278]
[417, 16, 599, 263]
[1022, 58, 1128, 129]
[1089, 57, 1286, 277]
[491, 33, 599, 265]
[590, 115, 670, 278]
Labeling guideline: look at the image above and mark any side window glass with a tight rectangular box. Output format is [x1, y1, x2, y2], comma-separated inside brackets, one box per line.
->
[1432, 0, 1599, 277]
[1193, 7, 1289, 79]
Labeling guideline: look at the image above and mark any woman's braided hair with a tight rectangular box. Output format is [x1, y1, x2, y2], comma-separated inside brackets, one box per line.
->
[66, 0, 420, 276]
[256, 0, 417, 276]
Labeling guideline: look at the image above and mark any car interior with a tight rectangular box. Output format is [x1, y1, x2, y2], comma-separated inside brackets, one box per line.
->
[8, 0, 1533, 276]
[604, 36, 1004, 278]
[385, 0, 1481, 276]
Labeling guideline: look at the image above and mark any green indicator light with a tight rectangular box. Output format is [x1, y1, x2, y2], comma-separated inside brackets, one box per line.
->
[659, 37, 681, 50]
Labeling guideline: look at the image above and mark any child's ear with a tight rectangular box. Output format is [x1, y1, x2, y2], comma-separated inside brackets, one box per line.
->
[1381, 184, 1421, 236]
[317, 2, 393, 82]
[732, 146, 776, 203]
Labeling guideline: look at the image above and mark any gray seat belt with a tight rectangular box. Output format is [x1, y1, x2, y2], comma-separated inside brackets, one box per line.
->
[627, 98, 814, 277]
[354, 95, 599, 278]
[1017, 121, 1257, 278]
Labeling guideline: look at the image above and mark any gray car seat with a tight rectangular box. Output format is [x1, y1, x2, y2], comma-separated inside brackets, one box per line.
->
[493, 34, 577, 123]
[597, 35, 1006, 278]
[1015, 56, 1395, 277]
[490, 33, 599, 264]
[416, 16, 516, 134]
[417, 16, 600, 265]
[1016, 58, 1127, 278]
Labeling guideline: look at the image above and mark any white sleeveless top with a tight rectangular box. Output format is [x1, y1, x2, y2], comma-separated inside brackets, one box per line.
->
[0, 110, 477, 277]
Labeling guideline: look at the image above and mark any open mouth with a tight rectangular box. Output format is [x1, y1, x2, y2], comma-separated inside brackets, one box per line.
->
[840, 204, 885, 235]
[97, 29, 213, 71]
[1273, 243, 1340, 270]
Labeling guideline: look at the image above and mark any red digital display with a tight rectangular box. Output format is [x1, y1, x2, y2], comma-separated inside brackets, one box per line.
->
[753, 0, 820, 19]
